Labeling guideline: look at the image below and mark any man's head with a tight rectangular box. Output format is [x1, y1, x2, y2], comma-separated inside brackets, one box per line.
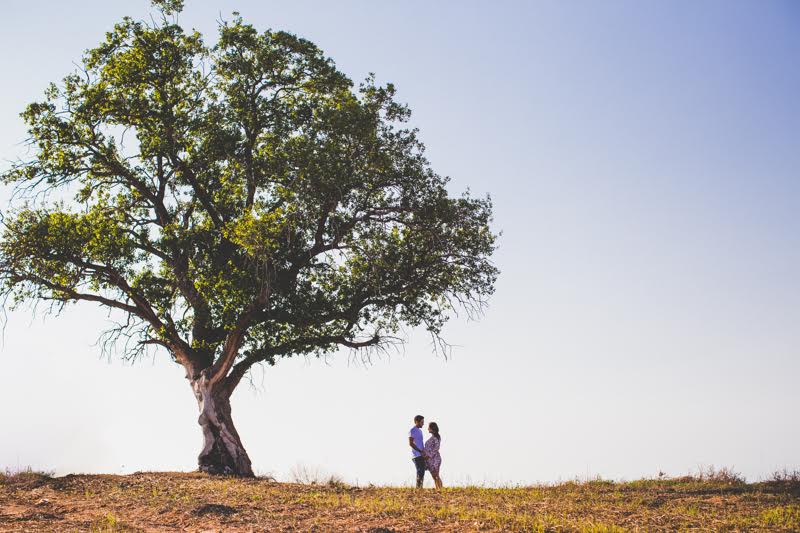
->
[414, 415, 424, 428]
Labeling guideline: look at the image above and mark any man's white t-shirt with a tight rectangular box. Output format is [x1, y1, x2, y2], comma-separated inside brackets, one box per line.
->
[409, 426, 424, 458]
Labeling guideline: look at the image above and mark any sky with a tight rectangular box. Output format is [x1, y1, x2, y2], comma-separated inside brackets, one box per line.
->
[1, 0, 798, 486]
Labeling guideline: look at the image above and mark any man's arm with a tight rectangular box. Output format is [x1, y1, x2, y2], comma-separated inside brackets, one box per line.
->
[409, 436, 425, 455]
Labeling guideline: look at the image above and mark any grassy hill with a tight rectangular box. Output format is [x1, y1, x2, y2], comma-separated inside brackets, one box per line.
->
[1, 469, 799, 531]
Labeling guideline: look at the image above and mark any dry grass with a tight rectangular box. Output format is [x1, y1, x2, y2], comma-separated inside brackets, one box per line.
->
[1, 469, 799, 532]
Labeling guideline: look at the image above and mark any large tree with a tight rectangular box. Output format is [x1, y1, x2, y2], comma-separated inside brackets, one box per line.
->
[0, 1, 497, 477]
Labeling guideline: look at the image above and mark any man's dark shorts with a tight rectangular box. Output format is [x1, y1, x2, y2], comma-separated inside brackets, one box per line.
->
[413, 456, 426, 479]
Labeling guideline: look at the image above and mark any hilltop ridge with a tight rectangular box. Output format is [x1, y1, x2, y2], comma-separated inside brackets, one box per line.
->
[1, 469, 799, 531]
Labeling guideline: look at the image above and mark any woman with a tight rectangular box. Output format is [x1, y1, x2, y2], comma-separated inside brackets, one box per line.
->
[424, 422, 443, 489]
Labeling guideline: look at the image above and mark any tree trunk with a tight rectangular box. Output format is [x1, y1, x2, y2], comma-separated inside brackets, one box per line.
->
[191, 373, 254, 477]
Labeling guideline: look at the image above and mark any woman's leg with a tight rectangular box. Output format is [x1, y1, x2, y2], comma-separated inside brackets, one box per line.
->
[432, 472, 443, 489]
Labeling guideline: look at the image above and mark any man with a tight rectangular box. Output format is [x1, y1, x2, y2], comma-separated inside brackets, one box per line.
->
[408, 414, 426, 488]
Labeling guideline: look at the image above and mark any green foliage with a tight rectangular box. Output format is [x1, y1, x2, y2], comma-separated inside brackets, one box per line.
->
[151, 0, 184, 16]
[0, 7, 497, 383]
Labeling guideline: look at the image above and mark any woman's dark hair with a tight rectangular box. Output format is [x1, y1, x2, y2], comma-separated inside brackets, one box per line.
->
[428, 422, 441, 440]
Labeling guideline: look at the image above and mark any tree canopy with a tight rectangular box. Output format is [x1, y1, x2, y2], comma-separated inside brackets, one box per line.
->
[0, 1, 497, 475]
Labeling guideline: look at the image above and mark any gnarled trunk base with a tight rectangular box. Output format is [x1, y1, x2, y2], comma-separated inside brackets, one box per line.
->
[192, 375, 254, 477]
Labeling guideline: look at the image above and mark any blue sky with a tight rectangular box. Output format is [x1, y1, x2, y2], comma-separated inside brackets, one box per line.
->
[1, 0, 798, 485]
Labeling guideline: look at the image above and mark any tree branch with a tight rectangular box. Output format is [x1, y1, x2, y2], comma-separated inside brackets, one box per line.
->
[207, 283, 271, 386]
[224, 332, 381, 394]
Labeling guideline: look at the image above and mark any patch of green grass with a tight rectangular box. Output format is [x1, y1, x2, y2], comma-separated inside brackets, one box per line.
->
[90, 512, 129, 532]
[760, 505, 800, 528]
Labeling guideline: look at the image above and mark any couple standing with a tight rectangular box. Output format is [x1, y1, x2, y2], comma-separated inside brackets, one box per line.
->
[408, 414, 443, 489]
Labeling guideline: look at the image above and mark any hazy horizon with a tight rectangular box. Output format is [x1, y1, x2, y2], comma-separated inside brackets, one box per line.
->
[1, 0, 798, 486]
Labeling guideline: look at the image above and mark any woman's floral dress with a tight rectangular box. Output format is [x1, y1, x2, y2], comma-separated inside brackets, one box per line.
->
[424, 436, 441, 475]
